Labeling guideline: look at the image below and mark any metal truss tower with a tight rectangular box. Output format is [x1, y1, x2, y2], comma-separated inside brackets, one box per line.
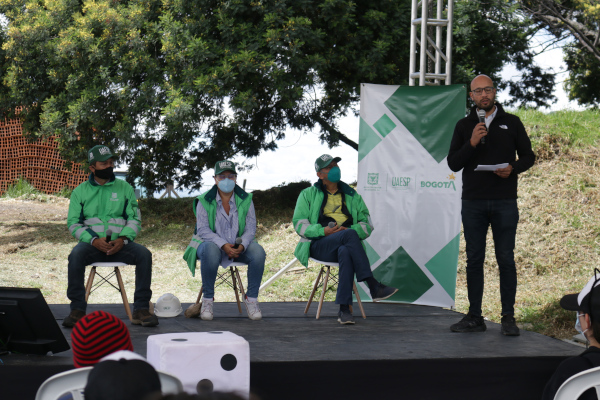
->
[409, 0, 454, 86]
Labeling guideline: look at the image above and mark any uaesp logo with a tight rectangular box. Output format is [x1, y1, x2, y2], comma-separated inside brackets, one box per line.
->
[391, 176, 411, 191]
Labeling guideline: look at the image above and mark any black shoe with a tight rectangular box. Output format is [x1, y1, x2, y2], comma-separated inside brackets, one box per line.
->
[501, 315, 520, 336]
[62, 309, 86, 328]
[337, 310, 355, 325]
[450, 313, 486, 333]
[132, 309, 159, 327]
[371, 283, 398, 302]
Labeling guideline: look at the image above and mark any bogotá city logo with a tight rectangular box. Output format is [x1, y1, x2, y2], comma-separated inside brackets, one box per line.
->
[367, 173, 379, 185]
[420, 173, 457, 191]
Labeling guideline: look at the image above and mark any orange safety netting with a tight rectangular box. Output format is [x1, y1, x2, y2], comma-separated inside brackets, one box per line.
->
[0, 116, 88, 195]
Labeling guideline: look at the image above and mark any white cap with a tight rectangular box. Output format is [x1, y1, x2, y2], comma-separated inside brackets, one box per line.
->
[100, 350, 147, 363]
[154, 293, 182, 318]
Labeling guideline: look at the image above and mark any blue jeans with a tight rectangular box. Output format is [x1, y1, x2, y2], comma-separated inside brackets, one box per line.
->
[309, 229, 373, 305]
[462, 199, 519, 317]
[67, 241, 153, 312]
[197, 241, 266, 299]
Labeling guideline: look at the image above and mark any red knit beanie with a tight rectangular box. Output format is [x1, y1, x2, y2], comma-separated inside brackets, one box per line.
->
[71, 310, 133, 368]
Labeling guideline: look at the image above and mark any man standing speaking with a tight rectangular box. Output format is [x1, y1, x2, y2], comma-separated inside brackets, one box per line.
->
[447, 74, 535, 336]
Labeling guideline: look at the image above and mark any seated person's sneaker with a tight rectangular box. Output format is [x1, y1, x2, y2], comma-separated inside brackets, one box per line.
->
[337, 309, 355, 325]
[371, 283, 398, 302]
[501, 314, 520, 336]
[201, 299, 214, 321]
[63, 309, 86, 328]
[244, 298, 262, 321]
[450, 313, 486, 333]
[132, 309, 159, 327]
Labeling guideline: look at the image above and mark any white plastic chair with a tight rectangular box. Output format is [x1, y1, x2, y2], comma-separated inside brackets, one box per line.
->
[554, 365, 600, 400]
[304, 257, 366, 320]
[194, 262, 248, 314]
[85, 262, 133, 321]
[35, 366, 184, 400]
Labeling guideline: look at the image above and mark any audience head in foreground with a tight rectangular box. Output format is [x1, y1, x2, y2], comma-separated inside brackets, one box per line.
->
[542, 269, 600, 400]
[71, 310, 133, 368]
[85, 350, 161, 400]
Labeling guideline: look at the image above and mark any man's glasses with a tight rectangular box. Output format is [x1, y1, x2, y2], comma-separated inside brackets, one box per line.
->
[471, 87, 495, 95]
[216, 174, 237, 180]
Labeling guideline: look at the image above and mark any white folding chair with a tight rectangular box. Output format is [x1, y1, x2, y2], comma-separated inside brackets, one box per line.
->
[85, 262, 133, 321]
[554, 365, 600, 400]
[194, 262, 248, 314]
[35, 366, 184, 400]
[304, 257, 366, 320]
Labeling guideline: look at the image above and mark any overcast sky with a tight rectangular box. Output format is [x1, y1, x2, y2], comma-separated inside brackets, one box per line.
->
[170, 34, 587, 198]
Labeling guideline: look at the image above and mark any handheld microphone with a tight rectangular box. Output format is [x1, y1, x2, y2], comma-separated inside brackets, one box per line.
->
[328, 221, 336, 228]
[105, 229, 113, 243]
[232, 237, 242, 249]
[477, 109, 486, 144]
[229, 237, 243, 260]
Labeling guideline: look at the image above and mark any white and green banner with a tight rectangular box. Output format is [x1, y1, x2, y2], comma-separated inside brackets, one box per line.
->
[357, 83, 466, 308]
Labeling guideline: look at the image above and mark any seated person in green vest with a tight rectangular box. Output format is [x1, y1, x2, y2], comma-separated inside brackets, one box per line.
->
[64, 145, 157, 328]
[293, 154, 398, 325]
[183, 160, 265, 321]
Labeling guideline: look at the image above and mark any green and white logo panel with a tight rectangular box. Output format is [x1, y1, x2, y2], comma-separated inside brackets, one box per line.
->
[357, 83, 466, 308]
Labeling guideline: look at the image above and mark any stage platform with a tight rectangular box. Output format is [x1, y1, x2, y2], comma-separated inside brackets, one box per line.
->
[1, 302, 582, 400]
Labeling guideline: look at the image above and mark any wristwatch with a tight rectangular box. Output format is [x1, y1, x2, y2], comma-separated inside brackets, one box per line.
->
[118, 236, 129, 245]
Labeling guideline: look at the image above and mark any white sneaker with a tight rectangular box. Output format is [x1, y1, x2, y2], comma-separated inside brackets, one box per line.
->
[201, 300, 214, 321]
[244, 298, 262, 321]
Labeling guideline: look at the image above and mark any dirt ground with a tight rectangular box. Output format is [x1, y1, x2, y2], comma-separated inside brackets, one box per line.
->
[0, 197, 69, 222]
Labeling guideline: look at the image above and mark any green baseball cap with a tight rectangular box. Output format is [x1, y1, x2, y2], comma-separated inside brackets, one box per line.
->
[214, 160, 237, 175]
[88, 145, 116, 163]
[314, 154, 341, 172]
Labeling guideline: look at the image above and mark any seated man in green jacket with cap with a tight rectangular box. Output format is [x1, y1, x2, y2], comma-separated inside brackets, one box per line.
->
[183, 160, 265, 321]
[293, 154, 398, 325]
[64, 145, 157, 328]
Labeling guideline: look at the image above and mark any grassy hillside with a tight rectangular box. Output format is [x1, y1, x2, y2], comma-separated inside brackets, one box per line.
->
[1, 109, 599, 339]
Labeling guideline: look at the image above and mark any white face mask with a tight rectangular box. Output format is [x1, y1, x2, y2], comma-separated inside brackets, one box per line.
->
[575, 315, 583, 334]
[576, 313, 589, 337]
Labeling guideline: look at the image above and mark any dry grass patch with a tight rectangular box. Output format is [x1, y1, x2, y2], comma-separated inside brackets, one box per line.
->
[2, 132, 600, 339]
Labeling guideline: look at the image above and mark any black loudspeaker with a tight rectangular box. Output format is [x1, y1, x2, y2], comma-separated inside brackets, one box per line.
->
[0, 287, 70, 355]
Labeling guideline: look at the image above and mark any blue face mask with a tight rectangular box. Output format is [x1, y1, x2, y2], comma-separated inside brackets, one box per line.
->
[327, 166, 341, 183]
[217, 178, 235, 193]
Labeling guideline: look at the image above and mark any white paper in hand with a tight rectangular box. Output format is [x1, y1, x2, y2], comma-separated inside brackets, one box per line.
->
[475, 163, 509, 172]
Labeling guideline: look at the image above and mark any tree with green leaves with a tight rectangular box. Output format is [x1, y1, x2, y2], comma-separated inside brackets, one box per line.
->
[520, 0, 600, 105]
[0, 0, 554, 194]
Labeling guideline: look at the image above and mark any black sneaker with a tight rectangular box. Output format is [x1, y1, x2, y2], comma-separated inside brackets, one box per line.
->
[371, 283, 398, 302]
[337, 310, 355, 325]
[501, 315, 520, 336]
[450, 313, 486, 333]
[62, 309, 86, 328]
[132, 309, 159, 327]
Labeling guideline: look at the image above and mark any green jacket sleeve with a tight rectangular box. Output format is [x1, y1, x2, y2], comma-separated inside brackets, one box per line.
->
[120, 185, 142, 241]
[292, 188, 324, 239]
[350, 194, 374, 240]
[67, 187, 96, 244]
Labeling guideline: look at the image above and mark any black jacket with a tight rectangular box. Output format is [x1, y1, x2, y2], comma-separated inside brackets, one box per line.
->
[542, 346, 600, 400]
[447, 103, 535, 200]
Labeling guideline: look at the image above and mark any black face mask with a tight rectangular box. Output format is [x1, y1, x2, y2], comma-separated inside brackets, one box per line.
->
[93, 166, 114, 180]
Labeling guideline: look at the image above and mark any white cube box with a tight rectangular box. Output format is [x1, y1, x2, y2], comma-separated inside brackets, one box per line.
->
[147, 331, 250, 398]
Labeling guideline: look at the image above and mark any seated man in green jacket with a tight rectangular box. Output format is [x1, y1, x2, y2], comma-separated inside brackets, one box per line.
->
[64, 145, 157, 328]
[293, 154, 398, 325]
[183, 160, 265, 321]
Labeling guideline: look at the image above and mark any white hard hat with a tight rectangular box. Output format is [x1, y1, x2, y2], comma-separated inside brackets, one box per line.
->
[154, 293, 182, 317]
